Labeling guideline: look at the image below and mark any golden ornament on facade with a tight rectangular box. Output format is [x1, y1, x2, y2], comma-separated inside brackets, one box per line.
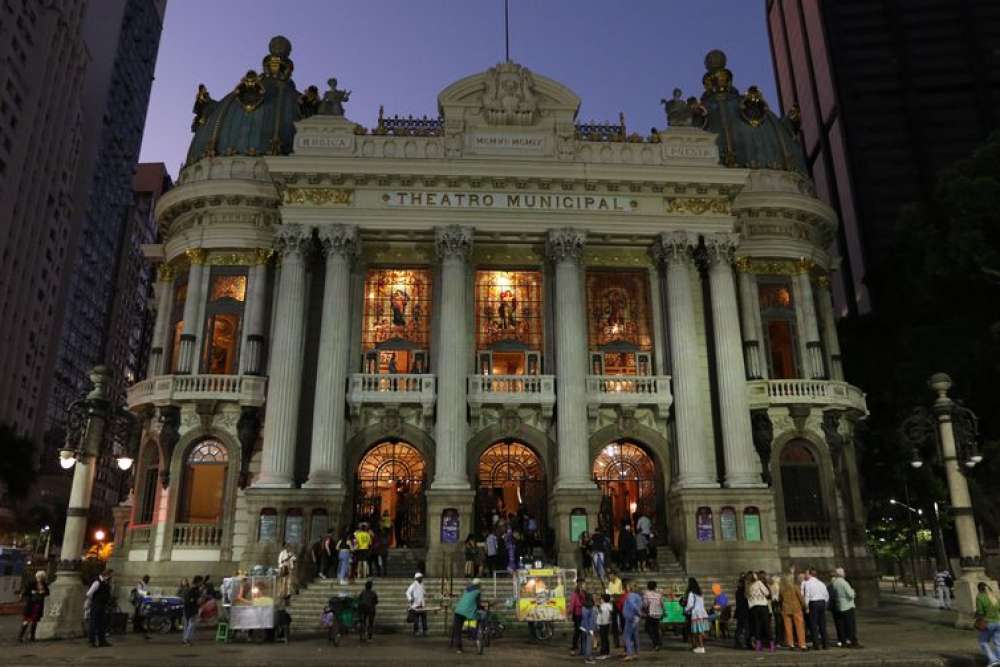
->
[733, 255, 753, 273]
[185, 248, 208, 265]
[664, 197, 730, 215]
[156, 263, 176, 282]
[207, 250, 258, 266]
[815, 274, 831, 289]
[254, 247, 274, 265]
[283, 187, 354, 206]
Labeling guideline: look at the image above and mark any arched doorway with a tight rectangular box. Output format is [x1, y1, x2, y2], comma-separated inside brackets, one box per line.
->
[354, 440, 426, 548]
[779, 440, 828, 543]
[476, 441, 546, 538]
[593, 441, 659, 544]
[178, 439, 228, 524]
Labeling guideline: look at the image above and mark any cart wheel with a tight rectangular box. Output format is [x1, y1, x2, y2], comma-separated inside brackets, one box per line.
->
[145, 614, 171, 634]
[476, 631, 484, 655]
[534, 621, 553, 641]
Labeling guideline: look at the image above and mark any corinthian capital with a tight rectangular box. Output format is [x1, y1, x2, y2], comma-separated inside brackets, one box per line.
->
[435, 224, 473, 261]
[545, 228, 586, 263]
[703, 231, 740, 265]
[273, 223, 313, 258]
[317, 224, 360, 259]
[651, 230, 696, 266]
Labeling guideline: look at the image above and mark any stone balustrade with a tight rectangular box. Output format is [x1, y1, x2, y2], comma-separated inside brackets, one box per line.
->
[746, 379, 867, 414]
[129, 525, 152, 545]
[584, 374, 673, 419]
[467, 374, 556, 426]
[172, 523, 223, 548]
[347, 373, 436, 423]
[785, 520, 832, 545]
[126, 373, 267, 409]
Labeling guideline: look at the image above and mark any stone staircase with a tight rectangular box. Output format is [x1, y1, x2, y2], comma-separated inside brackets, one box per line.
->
[287, 549, 699, 636]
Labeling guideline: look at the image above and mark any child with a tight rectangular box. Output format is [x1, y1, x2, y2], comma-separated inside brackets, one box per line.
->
[597, 593, 613, 660]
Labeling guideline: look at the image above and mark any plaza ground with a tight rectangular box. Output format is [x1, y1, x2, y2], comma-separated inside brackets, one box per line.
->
[0, 599, 990, 666]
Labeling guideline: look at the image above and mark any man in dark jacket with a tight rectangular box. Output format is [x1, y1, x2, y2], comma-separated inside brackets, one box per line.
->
[358, 580, 378, 641]
[86, 569, 113, 648]
[182, 575, 203, 645]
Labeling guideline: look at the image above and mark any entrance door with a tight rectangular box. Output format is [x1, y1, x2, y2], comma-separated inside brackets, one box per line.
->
[354, 441, 427, 548]
[476, 441, 546, 537]
[593, 442, 659, 545]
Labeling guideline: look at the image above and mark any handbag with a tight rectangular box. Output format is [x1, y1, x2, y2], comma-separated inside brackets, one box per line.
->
[406, 609, 417, 623]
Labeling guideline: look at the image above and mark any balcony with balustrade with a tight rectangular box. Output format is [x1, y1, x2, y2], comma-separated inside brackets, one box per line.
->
[126, 374, 268, 410]
[347, 373, 436, 423]
[467, 374, 556, 426]
[584, 375, 673, 419]
[745, 379, 868, 414]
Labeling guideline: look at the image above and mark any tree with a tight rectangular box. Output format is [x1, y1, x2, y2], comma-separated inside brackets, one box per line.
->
[840, 131, 1000, 545]
[0, 422, 37, 502]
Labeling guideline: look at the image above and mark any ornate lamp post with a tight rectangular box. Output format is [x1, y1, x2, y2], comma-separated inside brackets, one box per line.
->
[899, 372, 992, 624]
[36, 366, 139, 640]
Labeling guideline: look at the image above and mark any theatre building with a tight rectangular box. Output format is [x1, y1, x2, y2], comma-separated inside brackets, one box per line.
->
[116, 36, 874, 596]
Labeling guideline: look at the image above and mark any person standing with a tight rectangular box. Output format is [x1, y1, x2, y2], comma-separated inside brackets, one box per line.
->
[748, 571, 774, 652]
[464, 534, 478, 577]
[336, 529, 353, 585]
[321, 530, 336, 579]
[605, 569, 624, 648]
[934, 568, 953, 610]
[504, 526, 517, 571]
[358, 580, 378, 642]
[569, 578, 586, 655]
[734, 573, 751, 649]
[130, 574, 151, 637]
[451, 578, 481, 653]
[278, 543, 297, 597]
[642, 580, 663, 650]
[634, 532, 648, 574]
[86, 569, 113, 648]
[620, 526, 637, 573]
[380, 510, 394, 548]
[597, 593, 613, 659]
[17, 570, 49, 642]
[354, 523, 372, 579]
[181, 575, 202, 645]
[801, 568, 829, 650]
[622, 581, 643, 661]
[779, 573, 807, 650]
[684, 577, 709, 655]
[830, 567, 859, 647]
[591, 530, 609, 581]
[975, 582, 1000, 665]
[580, 592, 597, 664]
[406, 572, 428, 637]
[636, 513, 651, 538]
[485, 530, 498, 574]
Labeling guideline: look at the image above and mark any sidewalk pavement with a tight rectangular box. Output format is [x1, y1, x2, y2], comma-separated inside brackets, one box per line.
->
[0, 600, 987, 666]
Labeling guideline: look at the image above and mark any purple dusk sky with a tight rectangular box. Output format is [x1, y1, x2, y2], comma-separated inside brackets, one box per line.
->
[139, 1, 778, 177]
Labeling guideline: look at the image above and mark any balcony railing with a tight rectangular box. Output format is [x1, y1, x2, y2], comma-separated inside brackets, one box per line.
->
[584, 374, 673, 419]
[129, 525, 152, 545]
[785, 521, 832, 545]
[467, 374, 556, 425]
[347, 373, 436, 423]
[746, 379, 867, 414]
[127, 373, 268, 409]
[173, 523, 223, 548]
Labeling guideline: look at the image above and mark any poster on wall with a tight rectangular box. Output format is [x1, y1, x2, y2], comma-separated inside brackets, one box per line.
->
[258, 511, 277, 545]
[720, 507, 738, 541]
[744, 508, 762, 542]
[310, 512, 328, 543]
[569, 511, 588, 542]
[441, 508, 459, 544]
[695, 507, 714, 542]
[285, 514, 304, 546]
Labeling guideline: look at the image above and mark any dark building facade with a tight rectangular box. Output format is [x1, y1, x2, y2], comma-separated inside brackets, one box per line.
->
[766, 0, 1000, 316]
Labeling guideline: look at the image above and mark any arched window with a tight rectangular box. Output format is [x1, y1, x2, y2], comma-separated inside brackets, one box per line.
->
[758, 279, 800, 379]
[780, 441, 824, 522]
[201, 271, 247, 375]
[178, 439, 229, 524]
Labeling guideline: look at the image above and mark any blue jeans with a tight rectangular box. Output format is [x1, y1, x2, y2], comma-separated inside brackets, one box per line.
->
[581, 627, 593, 658]
[623, 616, 640, 656]
[182, 615, 197, 643]
[980, 622, 1000, 663]
[337, 550, 351, 580]
[593, 552, 605, 579]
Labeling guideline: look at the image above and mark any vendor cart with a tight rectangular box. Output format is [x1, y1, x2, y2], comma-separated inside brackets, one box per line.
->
[222, 574, 281, 640]
[514, 566, 574, 640]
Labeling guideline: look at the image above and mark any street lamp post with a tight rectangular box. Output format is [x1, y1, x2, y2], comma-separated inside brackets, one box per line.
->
[35, 366, 139, 640]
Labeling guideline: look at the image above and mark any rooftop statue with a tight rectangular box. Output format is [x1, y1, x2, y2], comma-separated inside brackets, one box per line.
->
[318, 78, 351, 116]
[299, 85, 320, 119]
[191, 83, 215, 132]
[662, 88, 691, 127]
[740, 85, 769, 128]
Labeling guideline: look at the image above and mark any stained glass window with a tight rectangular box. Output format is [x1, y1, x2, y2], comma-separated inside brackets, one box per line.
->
[188, 439, 228, 463]
[759, 278, 799, 379]
[758, 283, 793, 310]
[478, 441, 544, 483]
[209, 275, 247, 302]
[203, 313, 240, 374]
[475, 271, 543, 350]
[586, 271, 653, 375]
[362, 268, 432, 357]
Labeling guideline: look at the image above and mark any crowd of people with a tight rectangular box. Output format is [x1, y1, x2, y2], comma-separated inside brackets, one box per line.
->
[311, 519, 395, 584]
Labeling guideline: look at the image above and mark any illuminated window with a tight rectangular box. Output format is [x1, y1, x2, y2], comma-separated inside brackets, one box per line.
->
[362, 269, 432, 373]
[201, 269, 247, 374]
[475, 270, 543, 375]
[477, 441, 546, 533]
[170, 320, 184, 373]
[209, 275, 246, 302]
[586, 270, 653, 375]
[203, 313, 240, 374]
[758, 278, 800, 379]
[178, 439, 228, 524]
[593, 441, 658, 541]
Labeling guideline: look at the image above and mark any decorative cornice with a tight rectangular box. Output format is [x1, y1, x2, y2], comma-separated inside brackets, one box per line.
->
[185, 248, 207, 265]
[273, 223, 313, 258]
[815, 274, 831, 289]
[583, 247, 653, 268]
[471, 245, 543, 266]
[545, 228, 586, 263]
[650, 230, 697, 266]
[434, 224, 473, 261]
[736, 257, 818, 276]
[283, 187, 353, 206]
[254, 247, 274, 265]
[317, 224, 361, 259]
[207, 250, 258, 266]
[664, 196, 730, 215]
[734, 255, 752, 273]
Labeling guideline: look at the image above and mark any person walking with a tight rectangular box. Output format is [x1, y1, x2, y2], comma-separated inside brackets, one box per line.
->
[605, 569, 624, 649]
[684, 577, 709, 655]
[641, 580, 663, 651]
[634, 531, 648, 574]
[130, 574, 151, 638]
[597, 593, 613, 660]
[406, 572, 428, 637]
[358, 580, 378, 642]
[619, 526, 637, 573]
[779, 572, 808, 650]
[975, 582, 1000, 665]
[181, 574, 202, 645]
[310, 536, 324, 580]
[17, 570, 49, 642]
[86, 569, 113, 648]
[569, 578, 586, 655]
[591, 530, 609, 581]
[580, 592, 597, 664]
[622, 581, 643, 661]
[934, 568, 953, 610]
[748, 570, 774, 652]
[801, 568, 829, 650]
[451, 578, 481, 653]
[830, 567, 860, 647]
[321, 530, 336, 579]
[336, 529, 353, 585]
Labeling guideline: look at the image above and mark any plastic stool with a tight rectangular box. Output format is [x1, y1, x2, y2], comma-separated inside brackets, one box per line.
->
[215, 622, 229, 642]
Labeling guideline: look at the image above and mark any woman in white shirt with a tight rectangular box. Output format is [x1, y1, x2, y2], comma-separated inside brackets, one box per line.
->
[747, 571, 774, 652]
[684, 577, 709, 654]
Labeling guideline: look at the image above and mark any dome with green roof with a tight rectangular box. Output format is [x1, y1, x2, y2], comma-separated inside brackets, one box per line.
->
[185, 36, 304, 165]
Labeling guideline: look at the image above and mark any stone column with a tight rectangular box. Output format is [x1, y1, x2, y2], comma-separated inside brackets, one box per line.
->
[705, 233, 764, 488]
[148, 264, 176, 376]
[240, 249, 272, 376]
[734, 257, 765, 380]
[815, 274, 844, 381]
[255, 225, 311, 488]
[305, 225, 359, 489]
[792, 260, 826, 379]
[652, 231, 717, 488]
[176, 248, 206, 374]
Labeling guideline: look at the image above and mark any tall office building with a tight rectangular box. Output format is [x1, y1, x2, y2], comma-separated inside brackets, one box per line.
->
[0, 1, 88, 442]
[766, 0, 1000, 315]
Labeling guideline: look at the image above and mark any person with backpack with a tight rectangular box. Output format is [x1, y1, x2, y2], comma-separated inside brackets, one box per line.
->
[358, 580, 378, 641]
